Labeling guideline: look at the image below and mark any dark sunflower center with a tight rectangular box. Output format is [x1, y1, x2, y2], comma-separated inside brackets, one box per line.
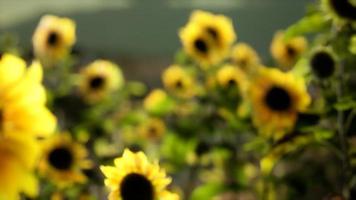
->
[47, 31, 60, 47]
[265, 86, 292, 111]
[206, 27, 219, 41]
[148, 126, 158, 136]
[310, 51, 335, 79]
[194, 38, 208, 54]
[174, 79, 184, 89]
[120, 173, 154, 200]
[286, 45, 297, 58]
[48, 147, 73, 170]
[227, 79, 237, 87]
[328, 0, 356, 20]
[89, 76, 105, 90]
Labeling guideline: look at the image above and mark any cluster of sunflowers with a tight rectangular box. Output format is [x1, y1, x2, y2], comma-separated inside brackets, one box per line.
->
[1, 0, 356, 199]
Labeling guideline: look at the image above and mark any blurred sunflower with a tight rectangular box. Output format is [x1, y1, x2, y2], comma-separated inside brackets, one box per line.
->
[249, 68, 311, 140]
[39, 133, 91, 187]
[216, 64, 247, 92]
[100, 149, 178, 200]
[309, 48, 337, 79]
[162, 65, 195, 98]
[0, 135, 40, 200]
[0, 53, 56, 138]
[143, 89, 174, 115]
[179, 10, 236, 68]
[231, 42, 261, 72]
[79, 59, 124, 103]
[32, 15, 76, 67]
[322, 0, 356, 22]
[139, 118, 166, 141]
[270, 31, 308, 69]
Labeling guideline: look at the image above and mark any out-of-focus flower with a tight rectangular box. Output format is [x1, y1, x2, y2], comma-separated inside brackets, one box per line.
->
[231, 43, 260, 72]
[0, 135, 40, 200]
[322, 0, 356, 23]
[139, 118, 166, 141]
[216, 64, 248, 93]
[79, 59, 124, 103]
[100, 149, 178, 200]
[270, 31, 308, 70]
[309, 48, 337, 79]
[179, 10, 236, 68]
[162, 65, 196, 98]
[32, 15, 76, 67]
[249, 67, 311, 140]
[143, 89, 174, 115]
[0, 53, 56, 138]
[39, 133, 91, 187]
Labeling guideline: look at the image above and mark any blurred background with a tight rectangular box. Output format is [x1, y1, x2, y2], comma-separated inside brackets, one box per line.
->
[0, 0, 312, 86]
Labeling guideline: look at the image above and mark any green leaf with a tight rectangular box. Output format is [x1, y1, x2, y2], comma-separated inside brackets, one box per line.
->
[190, 183, 226, 200]
[284, 13, 329, 39]
[334, 98, 356, 111]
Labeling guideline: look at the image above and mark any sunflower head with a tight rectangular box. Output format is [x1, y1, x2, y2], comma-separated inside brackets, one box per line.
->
[179, 10, 236, 68]
[0, 135, 40, 200]
[162, 65, 195, 98]
[216, 64, 247, 93]
[79, 60, 124, 103]
[0, 54, 56, 138]
[270, 31, 308, 69]
[32, 15, 76, 67]
[101, 149, 178, 200]
[309, 48, 337, 79]
[231, 42, 260, 72]
[39, 133, 91, 187]
[139, 118, 166, 141]
[249, 67, 311, 139]
[143, 89, 174, 115]
[322, 0, 356, 23]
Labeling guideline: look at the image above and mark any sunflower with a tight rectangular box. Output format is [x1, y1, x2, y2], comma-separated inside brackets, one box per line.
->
[179, 10, 236, 68]
[322, 0, 356, 23]
[78, 59, 124, 103]
[216, 64, 247, 92]
[32, 15, 76, 67]
[39, 133, 91, 187]
[162, 65, 195, 98]
[139, 118, 166, 141]
[231, 42, 261, 72]
[309, 48, 337, 79]
[0, 53, 56, 138]
[143, 89, 175, 116]
[0, 135, 40, 200]
[100, 149, 178, 200]
[249, 67, 311, 140]
[270, 31, 308, 69]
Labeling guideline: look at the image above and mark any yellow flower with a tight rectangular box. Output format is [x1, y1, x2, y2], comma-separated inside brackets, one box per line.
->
[139, 118, 166, 141]
[179, 10, 236, 68]
[309, 48, 337, 79]
[162, 65, 195, 98]
[39, 133, 91, 187]
[249, 67, 311, 140]
[101, 149, 178, 200]
[322, 0, 356, 23]
[0, 53, 56, 138]
[231, 42, 261, 72]
[32, 15, 76, 67]
[79, 59, 124, 103]
[270, 31, 308, 69]
[143, 89, 175, 116]
[0, 135, 40, 200]
[216, 64, 248, 93]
